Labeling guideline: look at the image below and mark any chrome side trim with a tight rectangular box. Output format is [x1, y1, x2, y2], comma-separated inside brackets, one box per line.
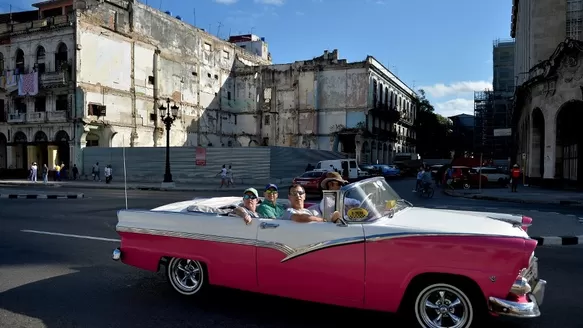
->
[280, 236, 365, 263]
[365, 232, 532, 242]
[116, 226, 295, 256]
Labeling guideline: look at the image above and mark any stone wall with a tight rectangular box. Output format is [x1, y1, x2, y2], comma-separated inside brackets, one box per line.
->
[81, 146, 346, 184]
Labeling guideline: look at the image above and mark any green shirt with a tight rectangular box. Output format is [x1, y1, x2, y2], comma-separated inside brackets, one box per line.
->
[257, 201, 285, 218]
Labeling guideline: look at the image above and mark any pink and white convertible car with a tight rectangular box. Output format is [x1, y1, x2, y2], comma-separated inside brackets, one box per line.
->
[112, 177, 545, 328]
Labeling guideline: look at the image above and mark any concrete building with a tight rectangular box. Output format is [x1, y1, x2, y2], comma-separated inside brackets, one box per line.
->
[229, 49, 417, 164]
[0, 0, 270, 173]
[473, 39, 515, 160]
[511, 0, 583, 187]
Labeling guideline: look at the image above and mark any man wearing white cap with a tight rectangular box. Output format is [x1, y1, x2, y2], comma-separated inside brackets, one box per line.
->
[231, 187, 261, 224]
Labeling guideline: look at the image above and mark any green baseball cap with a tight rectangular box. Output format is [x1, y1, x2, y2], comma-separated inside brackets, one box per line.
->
[244, 188, 259, 198]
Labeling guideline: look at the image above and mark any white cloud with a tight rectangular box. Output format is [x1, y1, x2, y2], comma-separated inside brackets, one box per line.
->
[254, 0, 284, 5]
[434, 98, 474, 118]
[214, 0, 238, 3]
[420, 80, 492, 98]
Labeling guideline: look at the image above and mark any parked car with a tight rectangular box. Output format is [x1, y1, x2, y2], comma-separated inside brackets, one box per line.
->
[292, 170, 327, 194]
[470, 167, 511, 186]
[371, 164, 401, 178]
[112, 177, 545, 328]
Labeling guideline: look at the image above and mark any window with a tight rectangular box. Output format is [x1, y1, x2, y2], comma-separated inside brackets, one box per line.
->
[264, 115, 270, 125]
[14, 98, 26, 113]
[35, 97, 46, 112]
[56, 95, 68, 111]
[223, 50, 230, 59]
[204, 43, 212, 51]
[567, 0, 583, 40]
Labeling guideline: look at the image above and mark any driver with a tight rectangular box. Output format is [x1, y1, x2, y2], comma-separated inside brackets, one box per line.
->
[308, 172, 360, 215]
[280, 184, 341, 223]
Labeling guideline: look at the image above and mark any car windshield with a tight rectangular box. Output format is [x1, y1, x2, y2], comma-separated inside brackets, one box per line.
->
[341, 178, 410, 222]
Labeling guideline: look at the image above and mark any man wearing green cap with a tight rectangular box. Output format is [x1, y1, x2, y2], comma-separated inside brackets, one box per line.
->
[231, 187, 260, 224]
[257, 184, 285, 218]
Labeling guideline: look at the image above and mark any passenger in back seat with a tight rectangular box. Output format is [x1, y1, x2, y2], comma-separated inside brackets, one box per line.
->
[257, 184, 285, 218]
[230, 188, 260, 225]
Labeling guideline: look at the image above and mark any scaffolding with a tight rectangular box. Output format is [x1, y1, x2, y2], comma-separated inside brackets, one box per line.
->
[473, 91, 513, 159]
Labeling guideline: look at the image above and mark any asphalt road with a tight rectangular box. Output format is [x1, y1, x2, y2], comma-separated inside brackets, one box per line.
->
[0, 179, 581, 327]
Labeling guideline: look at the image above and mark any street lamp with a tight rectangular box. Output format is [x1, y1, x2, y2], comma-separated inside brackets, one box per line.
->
[159, 98, 180, 185]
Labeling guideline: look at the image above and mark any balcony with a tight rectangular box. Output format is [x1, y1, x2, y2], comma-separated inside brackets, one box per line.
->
[7, 113, 25, 123]
[0, 14, 73, 36]
[26, 112, 46, 123]
[47, 111, 68, 122]
[40, 70, 69, 88]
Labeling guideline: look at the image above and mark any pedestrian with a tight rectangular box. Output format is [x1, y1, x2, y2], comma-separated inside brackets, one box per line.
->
[42, 164, 48, 184]
[104, 164, 113, 184]
[72, 164, 79, 180]
[216, 164, 228, 188]
[30, 162, 38, 182]
[227, 165, 234, 187]
[511, 164, 521, 192]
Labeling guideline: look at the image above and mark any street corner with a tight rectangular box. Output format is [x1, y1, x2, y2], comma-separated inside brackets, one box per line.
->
[0, 192, 85, 199]
[531, 235, 583, 247]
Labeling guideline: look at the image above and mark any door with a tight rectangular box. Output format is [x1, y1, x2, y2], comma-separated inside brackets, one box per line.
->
[341, 160, 349, 179]
[256, 218, 365, 306]
[349, 160, 358, 179]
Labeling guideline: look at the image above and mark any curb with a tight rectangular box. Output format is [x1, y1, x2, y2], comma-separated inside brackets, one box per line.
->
[0, 193, 84, 199]
[531, 235, 583, 246]
[0, 183, 292, 192]
[443, 189, 583, 206]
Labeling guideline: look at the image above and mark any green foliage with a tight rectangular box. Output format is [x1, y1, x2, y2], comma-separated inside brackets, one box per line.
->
[414, 89, 453, 158]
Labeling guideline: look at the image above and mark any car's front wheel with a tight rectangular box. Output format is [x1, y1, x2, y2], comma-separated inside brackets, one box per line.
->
[166, 257, 207, 296]
[411, 282, 479, 328]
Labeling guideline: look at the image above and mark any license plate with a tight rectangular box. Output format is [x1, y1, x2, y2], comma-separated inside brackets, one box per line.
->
[298, 181, 307, 185]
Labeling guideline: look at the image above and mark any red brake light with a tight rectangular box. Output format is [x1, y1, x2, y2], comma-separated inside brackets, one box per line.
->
[521, 216, 533, 232]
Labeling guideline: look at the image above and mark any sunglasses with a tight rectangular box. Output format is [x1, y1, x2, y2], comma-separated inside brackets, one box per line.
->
[290, 190, 305, 197]
[265, 189, 278, 194]
[243, 194, 257, 200]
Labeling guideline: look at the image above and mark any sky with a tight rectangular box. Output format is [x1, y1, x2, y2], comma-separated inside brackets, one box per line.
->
[5, 0, 512, 118]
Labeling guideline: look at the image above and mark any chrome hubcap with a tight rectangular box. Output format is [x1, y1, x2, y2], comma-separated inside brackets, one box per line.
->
[172, 259, 202, 292]
[419, 288, 469, 328]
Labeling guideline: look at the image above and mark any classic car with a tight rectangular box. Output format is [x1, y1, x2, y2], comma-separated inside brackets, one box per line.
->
[112, 177, 545, 328]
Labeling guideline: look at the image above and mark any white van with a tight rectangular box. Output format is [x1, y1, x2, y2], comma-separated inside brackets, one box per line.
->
[315, 159, 359, 180]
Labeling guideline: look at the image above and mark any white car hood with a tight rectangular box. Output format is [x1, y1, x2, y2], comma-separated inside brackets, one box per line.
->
[382, 207, 529, 238]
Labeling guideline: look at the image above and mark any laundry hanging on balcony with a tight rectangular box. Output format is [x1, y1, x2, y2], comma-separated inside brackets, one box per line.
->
[3, 70, 18, 92]
[18, 71, 38, 96]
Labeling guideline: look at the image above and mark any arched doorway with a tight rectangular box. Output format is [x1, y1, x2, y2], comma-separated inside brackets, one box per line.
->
[13, 131, 27, 169]
[360, 141, 369, 164]
[555, 101, 583, 186]
[33, 131, 49, 170]
[54, 130, 70, 167]
[531, 108, 545, 178]
[383, 143, 388, 163]
[370, 141, 376, 163]
[0, 132, 6, 168]
[377, 142, 382, 164]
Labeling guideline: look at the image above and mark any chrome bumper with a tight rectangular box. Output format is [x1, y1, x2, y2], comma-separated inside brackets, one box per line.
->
[489, 278, 546, 318]
[112, 247, 121, 261]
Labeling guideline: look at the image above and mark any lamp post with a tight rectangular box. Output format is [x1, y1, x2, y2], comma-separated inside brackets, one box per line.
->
[159, 98, 179, 185]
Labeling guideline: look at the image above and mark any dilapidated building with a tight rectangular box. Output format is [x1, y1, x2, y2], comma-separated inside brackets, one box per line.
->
[512, 0, 583, 188]
[222, 49, 417, 164]
[0, 0, 270, 173]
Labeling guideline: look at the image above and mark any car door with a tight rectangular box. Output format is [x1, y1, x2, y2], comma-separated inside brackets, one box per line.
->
[256, 218, 365, 307]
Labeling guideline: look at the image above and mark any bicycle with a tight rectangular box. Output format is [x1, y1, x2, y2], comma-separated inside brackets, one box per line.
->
[419, 184, 434, 198]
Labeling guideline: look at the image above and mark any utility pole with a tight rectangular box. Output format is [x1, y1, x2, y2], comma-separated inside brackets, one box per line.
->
[217, 21, 223, 38]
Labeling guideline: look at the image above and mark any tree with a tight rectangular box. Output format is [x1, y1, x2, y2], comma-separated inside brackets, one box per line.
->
[414, 89, 452, 158]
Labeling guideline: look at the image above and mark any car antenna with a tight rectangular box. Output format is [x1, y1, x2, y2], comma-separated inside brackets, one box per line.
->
[122, 134, 128, 210]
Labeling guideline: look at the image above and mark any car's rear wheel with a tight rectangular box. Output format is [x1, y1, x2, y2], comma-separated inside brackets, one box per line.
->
[412, 282, 478, 328]
[166, 257, 207, 296]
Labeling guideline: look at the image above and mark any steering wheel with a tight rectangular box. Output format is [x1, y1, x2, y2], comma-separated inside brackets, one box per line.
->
[359, 193, 374, 208]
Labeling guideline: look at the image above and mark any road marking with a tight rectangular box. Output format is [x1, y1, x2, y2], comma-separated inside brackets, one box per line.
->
[539, 236, 564, 246]
[21, 229, 120, 242]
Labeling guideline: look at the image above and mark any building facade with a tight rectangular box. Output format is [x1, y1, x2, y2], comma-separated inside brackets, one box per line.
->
[0, 0, 270, 172]
[227, 49, 417, 164]
[511, 0, 583, 187]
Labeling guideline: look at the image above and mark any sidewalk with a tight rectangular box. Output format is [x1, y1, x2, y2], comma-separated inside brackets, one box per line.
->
[0, 179, 293, 192]
[444, 185, 583, 206]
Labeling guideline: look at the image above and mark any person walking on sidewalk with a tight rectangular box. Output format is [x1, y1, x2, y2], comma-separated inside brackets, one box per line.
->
[511, 164, 521, 192]
[30, 162, 38, 182]
[42, 164, 49, 184]
[104, 164, 113, 184]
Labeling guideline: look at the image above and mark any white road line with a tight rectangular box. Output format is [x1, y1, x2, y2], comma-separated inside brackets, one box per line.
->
[21, 229, 120, 242]
[540, 236, 563, 246]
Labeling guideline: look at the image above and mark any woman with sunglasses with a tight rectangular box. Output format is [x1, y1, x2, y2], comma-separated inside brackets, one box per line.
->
[231, 188, 261, 224]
